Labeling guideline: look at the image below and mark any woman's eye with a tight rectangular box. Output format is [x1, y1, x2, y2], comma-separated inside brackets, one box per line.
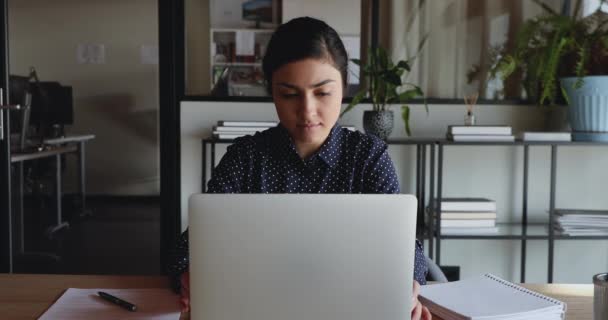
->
[316, 92, 331, 97]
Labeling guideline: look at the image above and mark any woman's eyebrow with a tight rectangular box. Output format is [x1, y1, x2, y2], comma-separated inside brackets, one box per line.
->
[277, 79, 335, 90]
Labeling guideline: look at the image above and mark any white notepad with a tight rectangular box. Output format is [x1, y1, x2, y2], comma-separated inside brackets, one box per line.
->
[420, 274, 566, 320]
[38, 288, 181, 320]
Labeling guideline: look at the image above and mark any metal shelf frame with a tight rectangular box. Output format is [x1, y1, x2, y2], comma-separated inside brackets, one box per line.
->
[433, 139, 608, 283]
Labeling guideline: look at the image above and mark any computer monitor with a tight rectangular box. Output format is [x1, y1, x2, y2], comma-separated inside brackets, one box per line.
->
[188, 194, 418, 320]
[9, 75, 73, 134]
[29, 81, 73, 128]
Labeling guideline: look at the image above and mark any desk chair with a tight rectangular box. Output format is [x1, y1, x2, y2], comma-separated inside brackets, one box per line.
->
[426, 256, 448, 283]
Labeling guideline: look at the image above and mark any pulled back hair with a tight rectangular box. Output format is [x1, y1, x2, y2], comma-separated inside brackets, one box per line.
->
[262, 17, 349, 94]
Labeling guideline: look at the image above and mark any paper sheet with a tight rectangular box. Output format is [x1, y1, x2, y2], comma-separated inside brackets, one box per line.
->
[236, 30, 255, 56]
[38, 288, 181, 320]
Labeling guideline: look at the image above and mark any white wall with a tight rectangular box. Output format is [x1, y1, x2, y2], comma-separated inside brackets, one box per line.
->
[186, 0, 211, 95]
[181, 100, 608, 284]
[9, 0, 159, 195]
[282, 0, 361, 35]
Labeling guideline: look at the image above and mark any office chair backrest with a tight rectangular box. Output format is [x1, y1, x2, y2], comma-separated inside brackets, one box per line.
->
[426, 256, 448, 283]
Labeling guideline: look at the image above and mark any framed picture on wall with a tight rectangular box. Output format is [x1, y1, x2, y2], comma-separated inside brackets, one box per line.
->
[210, 0, 282, 29]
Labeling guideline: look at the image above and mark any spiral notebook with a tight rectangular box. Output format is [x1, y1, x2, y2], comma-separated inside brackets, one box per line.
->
[420, 274, 566, 320]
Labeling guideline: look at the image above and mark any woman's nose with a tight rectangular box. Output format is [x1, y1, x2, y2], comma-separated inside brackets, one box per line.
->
[298, 93, 316, 115]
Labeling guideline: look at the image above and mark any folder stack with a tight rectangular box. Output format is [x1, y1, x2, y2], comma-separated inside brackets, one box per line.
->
[554, 209, 608, 236]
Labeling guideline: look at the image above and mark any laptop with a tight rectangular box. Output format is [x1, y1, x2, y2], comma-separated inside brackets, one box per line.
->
[188, 194, 418, 320]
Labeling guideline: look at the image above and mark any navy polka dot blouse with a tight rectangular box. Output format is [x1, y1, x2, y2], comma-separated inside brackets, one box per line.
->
[168, 124, 428, 292]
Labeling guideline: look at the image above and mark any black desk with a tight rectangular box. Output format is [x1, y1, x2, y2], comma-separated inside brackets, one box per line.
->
[10, 135, 94, 260]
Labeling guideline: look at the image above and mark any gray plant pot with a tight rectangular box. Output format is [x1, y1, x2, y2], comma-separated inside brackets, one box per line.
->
[363, 110, 394, 140]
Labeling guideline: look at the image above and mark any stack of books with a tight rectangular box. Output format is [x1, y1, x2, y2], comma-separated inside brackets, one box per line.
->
[447, 125, 514, 142]
[436, 198, 498, 235]
[212, 121, 277, 139]
[212, 122, 357, 139]
[554, 209, 608, 236]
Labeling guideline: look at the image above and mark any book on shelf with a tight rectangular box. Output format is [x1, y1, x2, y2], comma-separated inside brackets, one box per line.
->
[436, 198, 497, 212]
[448, 125, 512, 135]
[440, 219, 496, 228]
[218, 121, 278, 127]
[420, 273, 565, 320]
[440, 227, 499, 235]
[440, 212, 497, 220]
[213, 132, 256, 139]
[447, 133, 515, 142]
[518, 131, 571, 141]
[214, 126, 272, 132]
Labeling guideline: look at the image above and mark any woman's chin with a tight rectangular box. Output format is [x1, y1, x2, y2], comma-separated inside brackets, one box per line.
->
[294, 129, 327, 144]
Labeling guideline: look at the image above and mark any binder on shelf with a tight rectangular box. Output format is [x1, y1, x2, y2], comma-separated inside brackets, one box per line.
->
[420, 273, 566, 320]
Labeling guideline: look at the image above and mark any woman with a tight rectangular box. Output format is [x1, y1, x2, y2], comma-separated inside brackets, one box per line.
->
[169, 17, 431, 320]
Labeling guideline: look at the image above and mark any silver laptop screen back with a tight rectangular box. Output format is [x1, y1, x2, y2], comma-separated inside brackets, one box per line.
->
[189, 194, 417, 320]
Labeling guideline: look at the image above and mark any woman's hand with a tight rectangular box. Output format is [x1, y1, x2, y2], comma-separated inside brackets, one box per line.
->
[180, 271, 190, 313]
[411, 280, 432, 320]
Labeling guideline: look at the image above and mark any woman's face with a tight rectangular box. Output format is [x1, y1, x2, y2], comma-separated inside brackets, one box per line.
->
[271, 58, 343, 150]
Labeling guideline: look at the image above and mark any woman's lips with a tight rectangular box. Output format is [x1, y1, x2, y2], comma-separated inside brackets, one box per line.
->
[297, 123, 321, 129]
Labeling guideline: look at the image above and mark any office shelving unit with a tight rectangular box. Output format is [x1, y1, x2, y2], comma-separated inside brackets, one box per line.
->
[431, 139, 608, 284]
[201, 136, 608, 283]
[209, 28, 274, 96]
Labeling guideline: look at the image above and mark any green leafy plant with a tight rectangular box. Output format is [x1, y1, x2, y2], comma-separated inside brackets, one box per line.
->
[340, 0, 428, 136]
[341, 46, 425, 136]
[489, 0, 608, 105]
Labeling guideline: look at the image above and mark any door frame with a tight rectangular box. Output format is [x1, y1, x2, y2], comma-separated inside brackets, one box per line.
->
[0, 0, 13, 273]
[0, 0, 185, 274]
[158, 0, 184, 274]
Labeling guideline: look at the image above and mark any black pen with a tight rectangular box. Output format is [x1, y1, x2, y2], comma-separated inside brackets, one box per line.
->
[97, 291, 138, 312]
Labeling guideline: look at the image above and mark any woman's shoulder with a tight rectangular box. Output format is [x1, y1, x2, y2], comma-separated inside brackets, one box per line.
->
[226, 126, 280, 154]
[338, 126, 388, 152]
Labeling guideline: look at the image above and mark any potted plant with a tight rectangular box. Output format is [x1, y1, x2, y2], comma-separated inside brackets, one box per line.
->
[490, 0, 608, 140]
[341, 46, 426, 138]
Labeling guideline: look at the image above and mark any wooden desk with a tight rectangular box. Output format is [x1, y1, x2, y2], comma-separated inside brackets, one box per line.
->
[0, 274, 177, 320]
[432, 283, 593, 320]
[0, 274, 593, 320]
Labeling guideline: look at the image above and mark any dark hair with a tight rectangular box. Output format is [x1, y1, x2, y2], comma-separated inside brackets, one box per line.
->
[262, 17, 349, 94]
